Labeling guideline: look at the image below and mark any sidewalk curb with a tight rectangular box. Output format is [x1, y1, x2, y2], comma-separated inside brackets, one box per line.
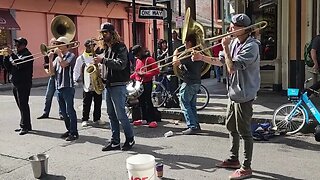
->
[160, 109, 269, 124]
[0, 78, 48, 92]
[161, 109, 317, 133]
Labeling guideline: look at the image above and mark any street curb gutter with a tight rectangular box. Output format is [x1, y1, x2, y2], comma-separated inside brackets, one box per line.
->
[160, 110, 317, 133]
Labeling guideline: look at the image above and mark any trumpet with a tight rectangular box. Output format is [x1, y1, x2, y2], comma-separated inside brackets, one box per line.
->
[139, 20, 268, 76]
[0, 48, 16, 56]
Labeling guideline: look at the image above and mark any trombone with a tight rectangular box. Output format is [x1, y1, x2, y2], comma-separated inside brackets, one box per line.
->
[11, 41, 80, 65]
[139, 20, 268, 75]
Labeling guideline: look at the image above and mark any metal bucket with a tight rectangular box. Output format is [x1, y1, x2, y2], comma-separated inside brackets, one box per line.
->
[28, 154, 49, 179]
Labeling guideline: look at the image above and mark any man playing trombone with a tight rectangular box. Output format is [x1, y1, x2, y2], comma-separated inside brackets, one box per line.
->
[48, 36, 78, 141]
[193, 14, 260, 179]
[3, 37, 33, 135]
[37, 37, 63, 120]
[173, 34, 203, 135]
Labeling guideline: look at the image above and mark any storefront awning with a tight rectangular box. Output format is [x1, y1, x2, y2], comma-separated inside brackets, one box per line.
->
[0, 10, 20, 30]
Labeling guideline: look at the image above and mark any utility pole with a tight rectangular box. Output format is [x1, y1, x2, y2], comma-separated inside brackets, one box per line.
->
[296, 0, 303, 89]
[132, 0, 137, 45]
[211, 0, 214, 37]
[167, 1, 173, 56]
[153, 0, 158, 60]
[178, 0, 182, 38]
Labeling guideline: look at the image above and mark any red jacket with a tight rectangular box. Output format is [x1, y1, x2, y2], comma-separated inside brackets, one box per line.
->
[130, 57, 160, 82]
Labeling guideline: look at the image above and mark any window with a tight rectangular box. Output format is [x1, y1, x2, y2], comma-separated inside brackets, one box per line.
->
[247, 0, 278, 60]
[0, 30, 11, 48]
[109, 18, 123, 38]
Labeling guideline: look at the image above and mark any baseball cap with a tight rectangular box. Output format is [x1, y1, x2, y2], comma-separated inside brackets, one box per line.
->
[55, 36, 70, 44]
[14, 37, 28, 46]
[231, 14, 251, 27]
[100, 22, 115, 32]
[84, 39, 96, 47]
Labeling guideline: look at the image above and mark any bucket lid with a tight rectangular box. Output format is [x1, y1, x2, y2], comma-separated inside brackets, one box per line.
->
[126, 154, 155, 170]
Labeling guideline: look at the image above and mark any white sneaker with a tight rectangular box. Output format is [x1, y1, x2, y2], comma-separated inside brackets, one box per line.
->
[81, 121, 88, 127]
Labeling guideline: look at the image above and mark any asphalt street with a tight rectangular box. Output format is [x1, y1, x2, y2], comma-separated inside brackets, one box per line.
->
[0, 85, 320, 180]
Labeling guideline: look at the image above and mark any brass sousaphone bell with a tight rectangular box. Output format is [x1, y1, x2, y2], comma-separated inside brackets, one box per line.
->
[40, 15, 78, 55]
[173, 8, 212, 79]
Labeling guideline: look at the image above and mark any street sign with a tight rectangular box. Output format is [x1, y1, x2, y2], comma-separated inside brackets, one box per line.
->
[175, 16, 184, 28]
[139, 6, 164, 19]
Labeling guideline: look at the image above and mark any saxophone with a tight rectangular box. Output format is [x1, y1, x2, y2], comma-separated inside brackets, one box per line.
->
[86, 64, 105, 95]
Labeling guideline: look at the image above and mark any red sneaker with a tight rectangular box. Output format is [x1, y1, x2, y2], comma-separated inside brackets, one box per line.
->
[148, 121, 158, 128]
[216, 159, 241, 169]
[229, 168, 252, 180]
[133, 120, 142, 126]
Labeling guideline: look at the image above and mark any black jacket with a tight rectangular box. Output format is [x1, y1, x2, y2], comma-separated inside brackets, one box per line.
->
[102, 42, 130, 86]
[4, 48, 33, 87]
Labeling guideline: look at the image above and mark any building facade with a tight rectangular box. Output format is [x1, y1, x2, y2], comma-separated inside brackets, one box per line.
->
[0, 0, 164, 80]
[236, 0, 320, 91]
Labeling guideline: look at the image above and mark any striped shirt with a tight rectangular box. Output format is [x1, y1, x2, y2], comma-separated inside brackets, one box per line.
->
[53, 51, 76, 89]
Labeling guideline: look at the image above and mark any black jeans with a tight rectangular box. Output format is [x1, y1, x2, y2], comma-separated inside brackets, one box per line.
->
[138, 81, 154, 122]
[13, 85, 32, 130]
[82, 90, 102, 121]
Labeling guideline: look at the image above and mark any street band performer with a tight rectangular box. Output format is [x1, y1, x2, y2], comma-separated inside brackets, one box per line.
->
[3, 37, 34, 135]
[48, 36, 78, 141]
[94, 22, 135, 151]
[73, 39, 103, 127]
[193, 14, 260, 179]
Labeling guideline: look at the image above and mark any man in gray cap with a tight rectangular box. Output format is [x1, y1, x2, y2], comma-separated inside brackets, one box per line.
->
[192, 13, 260, 179]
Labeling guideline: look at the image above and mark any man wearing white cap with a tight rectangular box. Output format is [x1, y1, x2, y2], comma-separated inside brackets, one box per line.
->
[48, 36, 78, 141]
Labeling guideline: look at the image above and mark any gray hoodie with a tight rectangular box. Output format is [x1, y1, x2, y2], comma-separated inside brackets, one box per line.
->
[222, 36, 260, 103]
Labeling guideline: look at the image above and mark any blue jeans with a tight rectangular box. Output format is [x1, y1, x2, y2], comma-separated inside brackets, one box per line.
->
[43, 76, 61, 115]
[105, 85, 134, 144]
[179, 83, 200, 129]
[214, 66, 221, 81]
[57, 87, 78, 135]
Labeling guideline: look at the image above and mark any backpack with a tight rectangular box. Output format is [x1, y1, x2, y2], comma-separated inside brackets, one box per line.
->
[304, 35, 320, 67]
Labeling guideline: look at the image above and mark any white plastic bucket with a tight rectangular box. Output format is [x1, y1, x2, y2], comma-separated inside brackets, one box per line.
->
[126, 154, 155, 180]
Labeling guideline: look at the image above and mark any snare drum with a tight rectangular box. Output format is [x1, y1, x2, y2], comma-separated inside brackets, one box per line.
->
[126, 80, 144, 99]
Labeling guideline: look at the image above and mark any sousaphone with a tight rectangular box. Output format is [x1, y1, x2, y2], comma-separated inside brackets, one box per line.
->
[173, 8, 212, 80]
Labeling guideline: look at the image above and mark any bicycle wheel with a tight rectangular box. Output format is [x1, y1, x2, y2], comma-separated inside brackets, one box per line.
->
[196, 85, 210, 110]
[272, 103, 306, 135]
[151, 81, 168, 108]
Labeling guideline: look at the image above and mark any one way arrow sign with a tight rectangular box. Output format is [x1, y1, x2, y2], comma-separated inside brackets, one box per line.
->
[139, 6, 164, 19]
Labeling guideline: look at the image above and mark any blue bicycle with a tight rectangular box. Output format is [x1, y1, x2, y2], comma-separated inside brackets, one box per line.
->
[272, 78, 320, 135]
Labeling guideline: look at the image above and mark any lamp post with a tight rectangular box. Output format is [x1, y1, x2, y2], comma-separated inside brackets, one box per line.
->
[132, 0, 137, 45]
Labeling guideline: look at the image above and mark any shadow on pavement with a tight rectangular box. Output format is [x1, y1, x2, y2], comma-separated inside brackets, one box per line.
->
[254, 136, 320, 152]
[128, 144, 220, 173]
[29, 130, 107, 146]
[40, 174, 66, 180]
[252, 170, 303, 180]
